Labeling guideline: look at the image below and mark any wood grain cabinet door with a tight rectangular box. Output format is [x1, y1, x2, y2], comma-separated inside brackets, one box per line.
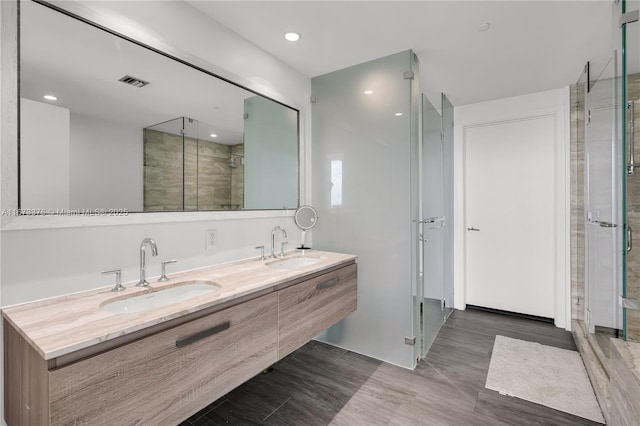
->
[278, 263, 357, 358]
[48, 293, 278, 426]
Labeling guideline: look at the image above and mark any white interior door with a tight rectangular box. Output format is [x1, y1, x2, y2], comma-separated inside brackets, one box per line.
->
[464, 116, 557, 318]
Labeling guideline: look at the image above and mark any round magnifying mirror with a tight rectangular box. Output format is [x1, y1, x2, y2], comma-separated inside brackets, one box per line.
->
[294, 205, 318, 250]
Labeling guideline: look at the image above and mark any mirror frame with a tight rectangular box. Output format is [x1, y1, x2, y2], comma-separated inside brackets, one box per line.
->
[1, 0, 305, 229]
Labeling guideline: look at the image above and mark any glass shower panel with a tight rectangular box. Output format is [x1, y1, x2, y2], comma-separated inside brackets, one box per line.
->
[312, 50, 418, 368]
[143, 117, 185, 211]
[585, 58, 623, 349]
[420, 95, 445, 356]
[441, 94, 455, 314]
[410, 53, 422, 365]
[623, 0, 640, 341]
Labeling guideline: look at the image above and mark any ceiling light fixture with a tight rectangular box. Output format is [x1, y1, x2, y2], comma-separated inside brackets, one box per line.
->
[477, 22, 491, 32]
[284, 32, 301, 42]
[43, 94, 57, 101]
[210, 133, 218, 138]
[364, 90, 374, 95]
[394, 112, 403, 116]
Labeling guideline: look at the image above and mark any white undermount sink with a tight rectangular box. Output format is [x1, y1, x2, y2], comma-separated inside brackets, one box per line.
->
[267, 256, 322, 269]
[101, 281, 220, 314]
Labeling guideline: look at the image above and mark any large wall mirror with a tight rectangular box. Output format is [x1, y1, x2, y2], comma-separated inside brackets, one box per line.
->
[19, 0, 299, 213]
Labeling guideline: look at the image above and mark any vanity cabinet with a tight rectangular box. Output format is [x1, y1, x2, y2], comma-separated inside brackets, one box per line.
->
[278, 263, 357, 358]
[6, 294, 278, 426]
[48, 293, 278, 425]
[4, 258, 357, 426]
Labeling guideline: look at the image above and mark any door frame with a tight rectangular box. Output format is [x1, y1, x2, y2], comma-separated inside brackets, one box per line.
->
[452, 88, 571, 330]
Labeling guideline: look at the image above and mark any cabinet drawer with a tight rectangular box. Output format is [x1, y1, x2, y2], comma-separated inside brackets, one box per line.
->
[278, 263, 357, 358]
[49, 293, 278, 426]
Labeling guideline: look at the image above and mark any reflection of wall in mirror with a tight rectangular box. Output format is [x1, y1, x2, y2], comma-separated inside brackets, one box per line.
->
[20, 98, 70, 210]
[143, 128, 244, 211]
[69, 113, 143, 211]
[20, 98, 144, 211]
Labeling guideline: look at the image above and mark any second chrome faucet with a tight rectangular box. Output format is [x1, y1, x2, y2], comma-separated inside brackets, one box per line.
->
[270, 226, 287, 258]
[137, 237, 158, 287]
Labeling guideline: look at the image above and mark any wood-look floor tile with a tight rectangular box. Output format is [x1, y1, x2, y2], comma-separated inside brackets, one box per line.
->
[474, 389, 603, 426]
[179, 309, 597, 426]
[195, 400, 265, 425]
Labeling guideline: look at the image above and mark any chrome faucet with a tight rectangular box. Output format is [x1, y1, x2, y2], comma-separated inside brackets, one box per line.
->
[270, 226, 287, 258]
[136, 237, 158, 287]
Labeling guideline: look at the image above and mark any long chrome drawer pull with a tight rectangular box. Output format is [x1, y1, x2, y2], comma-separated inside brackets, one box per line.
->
[317, 278, 339, 290]
[176, 322, 230, 348]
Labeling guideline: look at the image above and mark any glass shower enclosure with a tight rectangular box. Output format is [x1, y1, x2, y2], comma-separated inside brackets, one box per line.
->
[418, 94, 454, 357]
[581, 0, 640, 368]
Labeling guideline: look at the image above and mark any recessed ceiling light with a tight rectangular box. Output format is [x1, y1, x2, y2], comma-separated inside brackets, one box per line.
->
[394, 112, 403, 116]
[210, 133, 218, 138]
[364, 90, 374, 95]
[43, 94, 57, 101]
[284, 32, 301, 42]
[477, 22, 491, 32]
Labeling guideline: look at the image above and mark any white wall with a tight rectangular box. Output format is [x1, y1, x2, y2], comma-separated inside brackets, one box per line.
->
[20, 98, 70, 209]
[1, 215, 298, 306]
[1, 2, 310, 422]
[453, 88, 571, 329]
[69, 113, 143, 211]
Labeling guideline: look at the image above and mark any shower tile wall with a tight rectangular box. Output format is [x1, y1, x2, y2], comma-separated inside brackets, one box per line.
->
[144, 129, 184, 211]
[196, 139, 232, 210]
[143, 128, 244, 211]
[570, 83, 586, 322]
[626, 74, 640, 341]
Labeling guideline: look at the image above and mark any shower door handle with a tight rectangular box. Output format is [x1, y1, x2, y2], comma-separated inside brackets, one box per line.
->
[628, 226, 633, 253]
[628, 101, 636, 175]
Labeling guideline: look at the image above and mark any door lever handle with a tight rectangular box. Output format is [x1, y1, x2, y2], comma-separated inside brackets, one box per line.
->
[467, 227, 480, 232]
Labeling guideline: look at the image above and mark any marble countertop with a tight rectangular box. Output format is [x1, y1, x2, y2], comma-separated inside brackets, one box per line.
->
[2, 250, 357, 360]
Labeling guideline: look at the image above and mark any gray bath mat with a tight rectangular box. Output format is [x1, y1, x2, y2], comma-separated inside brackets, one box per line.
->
[485, 335, 604, 424]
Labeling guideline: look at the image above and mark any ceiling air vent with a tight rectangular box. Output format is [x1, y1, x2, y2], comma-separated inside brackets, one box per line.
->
[118, 75, 150, 88]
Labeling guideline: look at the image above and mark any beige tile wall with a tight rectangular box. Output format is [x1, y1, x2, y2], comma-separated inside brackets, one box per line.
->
[143, 129, 244, 211]
[570, 83, 586, 322]
[143, 129, 185, 211]
[625, 74, 640, 341]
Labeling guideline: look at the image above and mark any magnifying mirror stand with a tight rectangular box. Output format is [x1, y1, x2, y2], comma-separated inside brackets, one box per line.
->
[297, 229, 311, 250]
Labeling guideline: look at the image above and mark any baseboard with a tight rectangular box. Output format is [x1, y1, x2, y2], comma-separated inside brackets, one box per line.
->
[465, 304, 554, 324]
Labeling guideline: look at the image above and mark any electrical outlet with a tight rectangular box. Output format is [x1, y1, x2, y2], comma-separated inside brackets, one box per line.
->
[205, 229, 216, 252]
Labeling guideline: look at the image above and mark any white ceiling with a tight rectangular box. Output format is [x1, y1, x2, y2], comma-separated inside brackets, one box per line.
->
[188, 0, 615, 106]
